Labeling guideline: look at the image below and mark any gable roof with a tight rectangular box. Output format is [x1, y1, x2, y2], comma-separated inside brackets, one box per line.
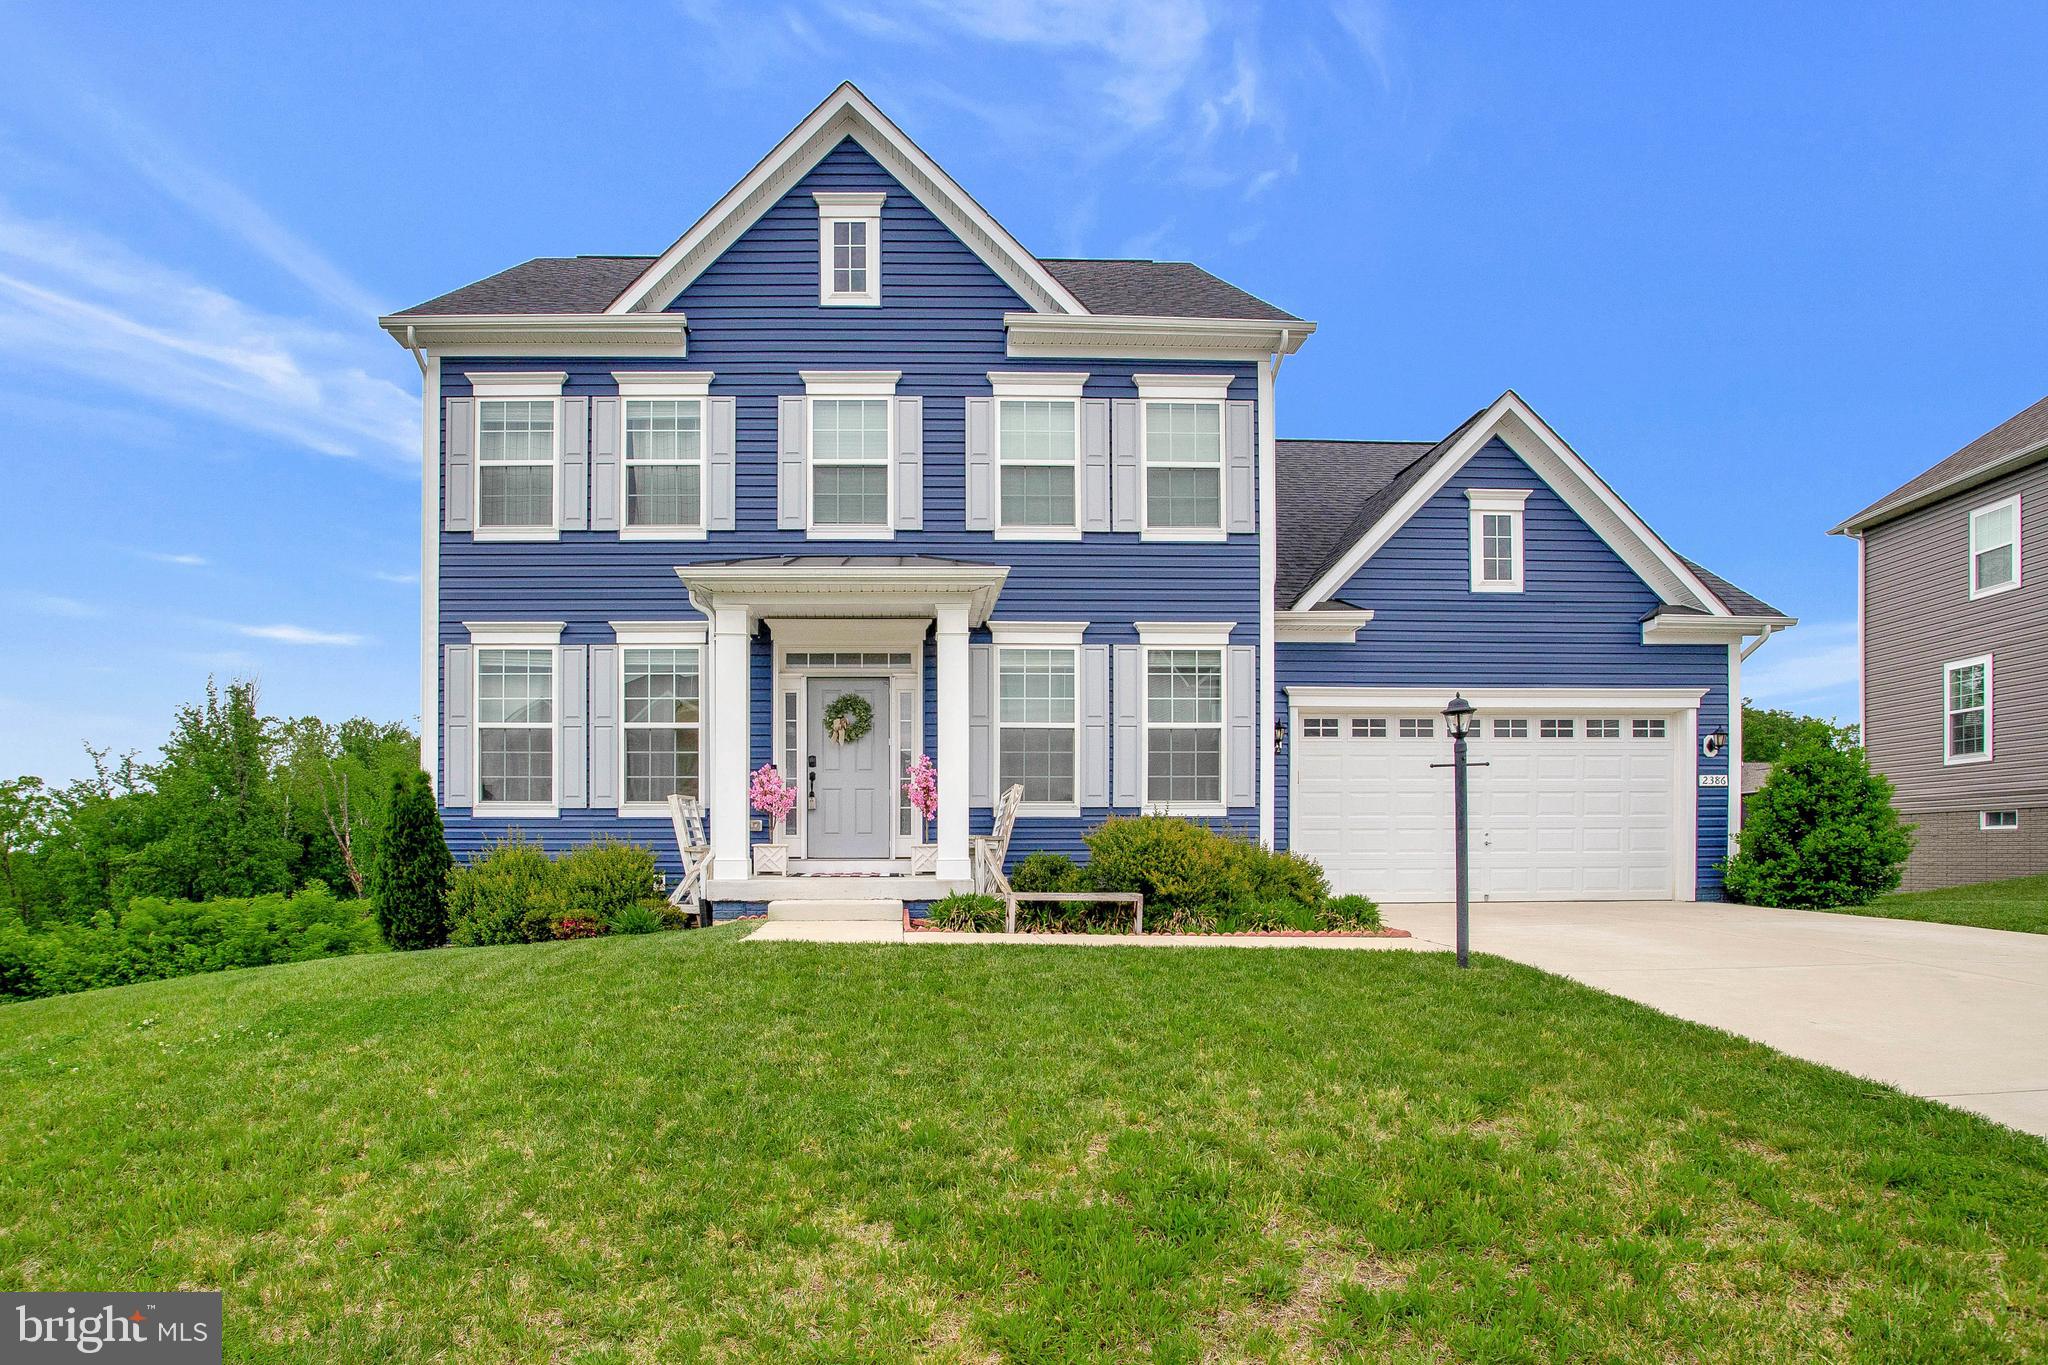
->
[1833, 395, 2048, 534]
[1278, 393, 1785, 624]
[1039, 259, 1298, 322]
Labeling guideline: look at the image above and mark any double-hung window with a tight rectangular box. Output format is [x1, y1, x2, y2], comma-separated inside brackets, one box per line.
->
[1945, 656, 1992, 764]
[1467, 489, 1529, 592]
[804, 372, 898, 535]
[997, 646, 1079, 809]
[469, 373, 564, 537]
[1145, 648, 1223, 807]
[814, 191, 883, 306]
[476, 646, 555, 808]
[1969, 495, 2020, 598]
[619, 377, 706, 533]
[622, 646, 701, 806]
[992, 374, 1086, 537]
[1137, 375, 1230, 539]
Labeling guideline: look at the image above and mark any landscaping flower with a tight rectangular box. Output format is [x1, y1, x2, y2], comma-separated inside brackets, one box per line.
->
[749, 763, 798, 835]
[904, 754, 937, 839]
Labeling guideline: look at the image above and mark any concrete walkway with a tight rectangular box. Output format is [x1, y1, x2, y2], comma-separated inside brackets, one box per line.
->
[1382, 900, 2048, 1138]
[744, 919, 1429, 950]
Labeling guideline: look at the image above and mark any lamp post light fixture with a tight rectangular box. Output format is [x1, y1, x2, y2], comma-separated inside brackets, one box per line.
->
[1702, 725, 1729, 760]
[1438, 694, 1481, 969]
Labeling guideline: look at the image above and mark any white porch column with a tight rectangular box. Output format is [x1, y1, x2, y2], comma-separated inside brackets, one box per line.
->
[710, 602, 753, 881]
[934, 601, 972, 881]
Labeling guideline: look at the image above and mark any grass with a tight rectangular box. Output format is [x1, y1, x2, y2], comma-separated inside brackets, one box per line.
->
[1834, 873, 2048, 935]
[1, 929, 2044, 1362]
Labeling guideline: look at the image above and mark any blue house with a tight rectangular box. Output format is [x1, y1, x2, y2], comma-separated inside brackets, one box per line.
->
[381, 84, 1791, 911]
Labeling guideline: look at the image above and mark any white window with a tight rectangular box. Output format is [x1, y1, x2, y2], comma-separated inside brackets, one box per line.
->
[477, 399, 555, 531]
[1587, 718, 1621, 739]
[998, 647, 1079, 809]
[1982, 810, 2019, 831]
[1633, 718, 1667, 740]
[1352, 717, 1387, 738]
[1136, 374, 1231, 540]
[616, 374, 709, 535]
[1467, 489, 1529, 592]
[1969, 495, 2021, 598]
[1301, 716, 1339, 739]
[990, 373, 1087, 537]
[1145, 648, 1223, 807]
[803, 371, 898, 536]
[1945, 656, 1992, 764]
[476, 647, 555, 807]
[1541, 718, 1574, 739]
[814, 191, 883, 306]
[1493, 718, 1529, 739]
[1398, 717, 1434, 739]
[622, 647, 701, 808]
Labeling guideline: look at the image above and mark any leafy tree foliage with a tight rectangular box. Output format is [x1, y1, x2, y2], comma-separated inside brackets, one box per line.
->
[1742, 703, 1859, 763]
[373, 769, 453, 950]
[1723, 741, 1914, 908]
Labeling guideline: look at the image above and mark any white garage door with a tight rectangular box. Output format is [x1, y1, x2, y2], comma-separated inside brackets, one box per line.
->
[1291, 710, 1682, 902]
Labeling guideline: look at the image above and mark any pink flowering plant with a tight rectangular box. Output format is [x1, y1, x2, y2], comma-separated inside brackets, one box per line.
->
[749, 762, 798, 838]
[904, 754, 938, 842]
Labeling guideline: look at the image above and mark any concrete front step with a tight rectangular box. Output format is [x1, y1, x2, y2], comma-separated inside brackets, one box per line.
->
[766, 898, 904, 922]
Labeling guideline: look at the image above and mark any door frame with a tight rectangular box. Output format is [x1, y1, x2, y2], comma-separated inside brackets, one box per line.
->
[767, 618, 927, 863]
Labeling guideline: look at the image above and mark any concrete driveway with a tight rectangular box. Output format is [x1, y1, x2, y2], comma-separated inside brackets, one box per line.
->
[1381, 900, 2048, 1139]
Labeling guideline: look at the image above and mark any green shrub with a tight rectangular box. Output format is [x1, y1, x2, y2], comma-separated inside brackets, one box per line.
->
[551, 915, 605, 940]
[1082, 817, 1255, 926]
[448, 838, 672, 947]
[1723, 741, 1914, 908]
[1319, 894, 1382, 932]
[1237, 845, 1330, 909]
[372, 769, 452, 950]
[554, 839, 659, 923]
[610, 902, 664, 935]
[924, 893, 1005, 932]
[447, 839, 556, 946]
[1010, 850, 1081, 894]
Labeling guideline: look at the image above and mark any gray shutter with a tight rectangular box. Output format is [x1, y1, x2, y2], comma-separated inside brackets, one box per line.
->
[589, 644, 618, 809]
[1111, 399, 1140, 532]
[1080, 644, 1110, 807]
[777, 395, 807, 529]
[894, 395, 923, 530]
[969, 643, 993, 806]
[444, 398, 474, 532]
[559, 397, 589, 532]
[443, 643, 473, 807]
[558, 645, 589, 809]
[1113, 643, 1142, 807]
[1225, 399, 1255, 535]
[1081, 397, 1111, 533]
[964, 396, 995, 531]
[590, 397, 620, 532]
[1227, 644, 1255, 809]
[707, 396, 737, 532]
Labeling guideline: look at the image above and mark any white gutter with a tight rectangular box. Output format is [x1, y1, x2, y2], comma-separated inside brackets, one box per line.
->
[1739, 622, 1780, 661]
[1256, 325, 1294, 849]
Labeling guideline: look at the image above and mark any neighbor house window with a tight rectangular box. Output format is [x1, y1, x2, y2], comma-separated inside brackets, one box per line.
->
[623, 398, 703, 531]
[477, 398, 555, 530]
[999, 399, 1079, 532]
[1969, 495, 2020, 597]
[814, 191, 883, 305]
[810, 396, 891, 531]
[1982, 810, 2019, 831]
[1945, 656, 1992, 763]
[476, 647, 554, 806]
[1145, 648, 1222, 806]
[622, 647, 701, 807]
[1467, 489, 1529, 592]
[998, 647, 1078, 807]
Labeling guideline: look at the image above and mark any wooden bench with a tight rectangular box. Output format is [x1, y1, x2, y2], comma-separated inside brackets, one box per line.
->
[1004, 891, 1145, 935]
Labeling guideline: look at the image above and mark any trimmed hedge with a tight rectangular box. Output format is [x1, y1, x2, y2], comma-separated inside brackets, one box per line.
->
[1081, 816, 1332, 931]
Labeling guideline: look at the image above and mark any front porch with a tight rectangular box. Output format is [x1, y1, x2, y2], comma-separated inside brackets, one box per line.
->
[703, 872, 970, 903]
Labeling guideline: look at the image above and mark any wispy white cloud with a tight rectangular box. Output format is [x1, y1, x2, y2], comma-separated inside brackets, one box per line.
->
[1742, 620, 1860, 717]
[1329, 0, 1403, 97]
[226, 623, 367, 647]
[370, 569, 419, 586]
[134, 549, 207, 567]
[0, 204, 416, 465]
[12, 591, 104, 620]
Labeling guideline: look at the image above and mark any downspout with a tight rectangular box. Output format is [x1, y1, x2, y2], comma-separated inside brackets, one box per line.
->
[402, 324, 429, 376]
[1256, 326, 1293, 849]
[1739, 623, 1778, 661]
[411, 330, 442, 795]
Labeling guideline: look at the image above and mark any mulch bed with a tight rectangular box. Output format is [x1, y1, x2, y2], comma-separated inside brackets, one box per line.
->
[901, 908, 1409, 938]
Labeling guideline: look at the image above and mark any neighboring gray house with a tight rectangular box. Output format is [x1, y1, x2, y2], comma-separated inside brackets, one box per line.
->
[1835, 396, 2048, 890]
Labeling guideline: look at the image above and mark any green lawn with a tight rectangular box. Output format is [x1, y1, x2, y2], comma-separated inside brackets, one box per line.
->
[1838, 873, 2048, 935]
[2, 929, 2044, 1362]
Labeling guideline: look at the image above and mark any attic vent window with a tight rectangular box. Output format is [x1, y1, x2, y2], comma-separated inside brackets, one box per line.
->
[814, 191, 884, 306]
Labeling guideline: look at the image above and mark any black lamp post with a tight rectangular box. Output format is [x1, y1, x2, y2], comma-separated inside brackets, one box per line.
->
[1442, 694, 1478, 968]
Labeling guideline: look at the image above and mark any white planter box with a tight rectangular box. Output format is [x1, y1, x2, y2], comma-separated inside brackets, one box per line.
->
[908, 842, 939, 876]
[753, 843, 790, 877]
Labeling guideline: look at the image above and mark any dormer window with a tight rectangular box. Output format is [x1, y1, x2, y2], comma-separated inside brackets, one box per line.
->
[815, 191, 883, 306]
[1466, 488, 1530, 592]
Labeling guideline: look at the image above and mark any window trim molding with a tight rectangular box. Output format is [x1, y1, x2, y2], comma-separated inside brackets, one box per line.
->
[1968, 493, 2022, 600]
[990, 372, 1088, 541]
[1981, 809, 2019, 831]
[1135, 373, 1231, 544]
[814, 190, 884, 307]
[613, 371, 714, 541]
[800, 371, 901, 539]
[1466, 487, 1529, 593]
[1137, 637, 1229, 817]
[990, 627, 1085, 817]
[470, 374, 567, 542]
[1943, 654, 1994, 766]
[1135, 620, 1235, 648]
[614, 628, 707, 817]
[466, 622, 565, 818]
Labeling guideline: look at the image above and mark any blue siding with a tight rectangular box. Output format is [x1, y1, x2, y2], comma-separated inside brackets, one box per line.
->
[1274, 439, 1734, 900]
[436, 137, 1260, 880]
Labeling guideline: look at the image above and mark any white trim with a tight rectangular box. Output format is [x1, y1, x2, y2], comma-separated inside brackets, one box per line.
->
[1296, 392, 1727, 615]
[465, 371, 568, 398]
[1968, 493, 2022, 599]
[800, 369, 902, 395]
[611, 370, 713, 395]
[1133, 373, 1235, 402]
[1136, 388, 1227, 543]
[615, 636, 706, 817]
[815, 192, 882, 306]
[1274, 609, 1374, 643]
[616, 382, 710, 537]
[1981, 809, 2020, 831]
[608, 83, 1087, 316]
[1006, 313, 1315, 361]
[990, 375, 1086, 538]
[803, 377, 899, 538]
[420, 355, 441, 794]
[1256, 353, 1277, 847]
[992, 638, 1084, 818]
[1942, 654, 1994, 766]
[1283, 684, 1708, 713]
[1642, 613, 1798, 645]
[987, 620, 1088, 646]
[609, 620, 708, 646]
[1728, 640, 1743, 850]
[1135, 620, 1235, 647]
[987, 370, 1089, 398]
[463, 620, 566, 646]
[1466, 490, 1527, 593]
[380, 316, 685, 358]
[678, 562, 1009, 628]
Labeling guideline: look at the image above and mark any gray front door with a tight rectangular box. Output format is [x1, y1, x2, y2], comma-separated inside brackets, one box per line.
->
[806, 677, 893, 859]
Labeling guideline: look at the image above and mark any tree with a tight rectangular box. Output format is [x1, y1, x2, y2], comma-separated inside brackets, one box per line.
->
[372, 769, 452, 949]
[0, 777, 52, 918]
[1723, 740, 1913, 908]
[1743, 704, 1858, 763]
[273, 716, 419, 897]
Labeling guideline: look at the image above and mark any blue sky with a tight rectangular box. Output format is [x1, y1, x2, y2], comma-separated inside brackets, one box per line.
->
[3, 1, 2044, 784]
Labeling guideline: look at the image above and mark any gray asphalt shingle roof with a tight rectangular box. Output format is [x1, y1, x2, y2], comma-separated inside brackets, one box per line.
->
[391, 256, 651, 317]
[1836, 395, 2048, 532]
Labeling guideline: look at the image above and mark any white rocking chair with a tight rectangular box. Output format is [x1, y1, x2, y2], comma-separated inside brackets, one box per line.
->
[666, 795, 712, 927]
[971, 784, 1024, 898]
